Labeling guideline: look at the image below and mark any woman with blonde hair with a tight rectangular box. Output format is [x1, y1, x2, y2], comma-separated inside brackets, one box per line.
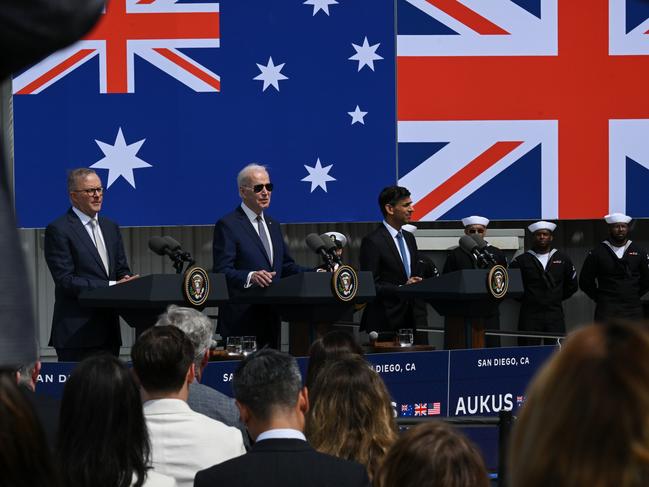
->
[305, 355, 397, 481]
[509, 321, 649, 487]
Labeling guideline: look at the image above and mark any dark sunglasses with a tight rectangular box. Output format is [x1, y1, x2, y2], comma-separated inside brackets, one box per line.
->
[246, 183, 274, 193]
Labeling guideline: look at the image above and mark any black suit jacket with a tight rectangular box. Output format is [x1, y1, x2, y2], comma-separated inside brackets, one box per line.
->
[212, 206, 306, 339]
[44, 208, 131, 349]
[359, 224, 428, 332]
[194, 438, 370, 487]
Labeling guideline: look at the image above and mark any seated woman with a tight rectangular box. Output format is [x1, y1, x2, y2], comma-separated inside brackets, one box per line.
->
[509, 321, 649, 487]
[57, 355, 176, 487]
[376, 421, 488, 487]
[305, 355, 397, 481]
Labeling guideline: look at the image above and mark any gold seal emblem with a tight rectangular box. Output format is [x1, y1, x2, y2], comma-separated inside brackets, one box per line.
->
[332, 265, 358, 302]
[487, 264, 508, 299]
[183, 266, 210, 306]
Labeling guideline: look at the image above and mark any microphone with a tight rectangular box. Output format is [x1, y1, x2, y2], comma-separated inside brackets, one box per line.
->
[369, 331, 379, 346]
[469, 234, 497, 266]
[319, 234, 343, 266]
[162, 236, 194, 264]
[459, 235, 490, 269]
[148, 236, 171, 256]
[306, 233, 335, 271]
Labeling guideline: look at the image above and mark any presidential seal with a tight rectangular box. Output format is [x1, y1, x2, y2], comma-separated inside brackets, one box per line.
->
[183, 266, 210, 307]
[487, 264, 508, 299]
[332, 265, 358, 302]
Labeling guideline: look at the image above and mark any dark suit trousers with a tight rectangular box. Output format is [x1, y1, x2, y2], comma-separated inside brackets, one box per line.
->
[55, 345, 120, 362]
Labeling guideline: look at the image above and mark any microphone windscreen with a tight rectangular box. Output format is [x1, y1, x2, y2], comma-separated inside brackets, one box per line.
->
[162, 236, 182, 251]
[459, 235, 478, 253]
[305, 233, 326, 253]
[369, 331, 379, 341]
[148, 236, 169, 255]
[470, 234, 488, 249]
[320, 236, 337, 253]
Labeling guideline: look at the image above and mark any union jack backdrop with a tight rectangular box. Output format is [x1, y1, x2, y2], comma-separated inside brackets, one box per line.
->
[12, 0, 649, 227]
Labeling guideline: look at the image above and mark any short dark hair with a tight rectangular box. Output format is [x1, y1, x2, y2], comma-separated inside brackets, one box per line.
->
[58, 355, 150, 487]
[378, 186, 411, 217]
[232, 348, 302, 421]
[131, 326, 194, 394]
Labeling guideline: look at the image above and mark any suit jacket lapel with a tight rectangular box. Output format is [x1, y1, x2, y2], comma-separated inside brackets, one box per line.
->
[235, 207, 272, 267]
[380, 225, 408, 281]
[67, 209, 108, 278]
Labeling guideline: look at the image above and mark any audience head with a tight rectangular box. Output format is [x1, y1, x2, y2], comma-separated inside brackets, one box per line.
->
[232, 348, 305, 438]
[376, 421, 488, 487]
[0, 372, 59, 487]
[306, 355, 397, 480]
[16, 360, 41, 392]
[305, 330, 363, 387]
[156, 305, 214, 379]
[509, 322, 649, 487]
[58, 355, 151, 487]
[131, 325, 195, 397]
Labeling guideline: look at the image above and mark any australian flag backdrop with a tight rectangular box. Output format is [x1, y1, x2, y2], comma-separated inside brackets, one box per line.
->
[12, 0, 649, 228]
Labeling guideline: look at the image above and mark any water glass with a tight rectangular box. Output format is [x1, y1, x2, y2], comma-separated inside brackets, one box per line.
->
[226, 336, 242, 356]
[242, 336, 257, 356]
[397, 329, 414, 347]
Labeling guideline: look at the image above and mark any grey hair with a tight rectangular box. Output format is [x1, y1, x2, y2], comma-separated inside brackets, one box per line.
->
[237, 163, 268, 188]
[16, 362, 37, 388]
[67, 168, 99, 192]
[155, 305, 214, 369]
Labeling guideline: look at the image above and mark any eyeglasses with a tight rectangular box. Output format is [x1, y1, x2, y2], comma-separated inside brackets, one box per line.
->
[467, 228, 485, 235]
[73, 187, 104, 196]
[243, 183, 274, 193]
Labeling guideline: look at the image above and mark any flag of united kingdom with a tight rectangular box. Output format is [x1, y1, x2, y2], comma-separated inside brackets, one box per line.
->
[398, 0, 649, 221]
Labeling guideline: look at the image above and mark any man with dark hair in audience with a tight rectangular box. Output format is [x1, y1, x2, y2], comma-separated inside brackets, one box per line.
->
[132, 326, 245, 487]
[15, 359, 60, 451]
[194, 348, 371, 487]
[359, 186, 429, 341]
[156, 305, 250, 448]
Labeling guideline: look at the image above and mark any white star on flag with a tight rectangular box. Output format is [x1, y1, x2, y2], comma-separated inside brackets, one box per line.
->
[348, 105, 368, 125]
[302, 158, 336, 193]
[303, 0, 338, 16]
[254, 57, 288, 91]
[349, 36, 383, 72]
[90, 128, 152, 189]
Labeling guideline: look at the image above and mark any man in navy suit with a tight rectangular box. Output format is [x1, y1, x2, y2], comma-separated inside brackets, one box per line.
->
[359, 186, 430, 338]
[212, 164, 305, 349]
[44, 168, 136, 361]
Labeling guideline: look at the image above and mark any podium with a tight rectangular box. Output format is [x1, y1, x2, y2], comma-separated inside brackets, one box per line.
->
[231, 271, 375, 355]
[397, 269, 523, 349]
[79, 273, 229, 334]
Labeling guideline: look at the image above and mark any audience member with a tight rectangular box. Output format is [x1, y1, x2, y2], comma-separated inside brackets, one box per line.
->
[132, 326, 244, 487]
[15, 359, 60, 451]
[305, 355, 397, 481]
[57, 355, 176, 487]
[156, 305, 249, 448]
[305, 330, 363, 388]
[194, 349, 371, 487]
[376, 421, 488, 487]
[0, 372, 60, 487]
[509, 321, 649, 487]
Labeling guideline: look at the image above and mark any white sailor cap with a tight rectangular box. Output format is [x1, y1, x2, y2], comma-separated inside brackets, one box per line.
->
[461, 216, 489, 227]
[322, 231, 348, 248]
[604, 213, 631, 224]
[528, 221, 557, 233]
[401, 224, 418, 234]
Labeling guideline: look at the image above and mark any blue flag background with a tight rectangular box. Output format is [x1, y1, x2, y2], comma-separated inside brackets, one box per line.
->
[14, 0, 396, 228]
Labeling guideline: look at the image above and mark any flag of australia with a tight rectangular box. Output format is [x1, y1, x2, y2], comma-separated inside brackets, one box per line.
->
[13, 0, 396, 227]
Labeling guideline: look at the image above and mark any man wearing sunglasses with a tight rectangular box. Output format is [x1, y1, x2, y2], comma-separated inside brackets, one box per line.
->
[44, 168, 137, 361]
[442, 216, 507, 348]
[213, 164, 307, 349]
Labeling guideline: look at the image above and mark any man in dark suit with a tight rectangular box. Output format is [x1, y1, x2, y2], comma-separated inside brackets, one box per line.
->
[44, 168, 136, 361]
[0, 0, 103, 368]
[212, 164, 306, 348]
[194, 349, 371, 487]
[359, 186, 429, 338]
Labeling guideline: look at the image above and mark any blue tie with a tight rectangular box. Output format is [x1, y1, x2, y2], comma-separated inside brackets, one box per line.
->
[396, 231, 410, 278]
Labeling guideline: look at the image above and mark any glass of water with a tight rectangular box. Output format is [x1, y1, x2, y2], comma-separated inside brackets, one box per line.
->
[242, 336, 257, 356]
[397, 329, 414, 347]
[226, 336, 242, 356]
